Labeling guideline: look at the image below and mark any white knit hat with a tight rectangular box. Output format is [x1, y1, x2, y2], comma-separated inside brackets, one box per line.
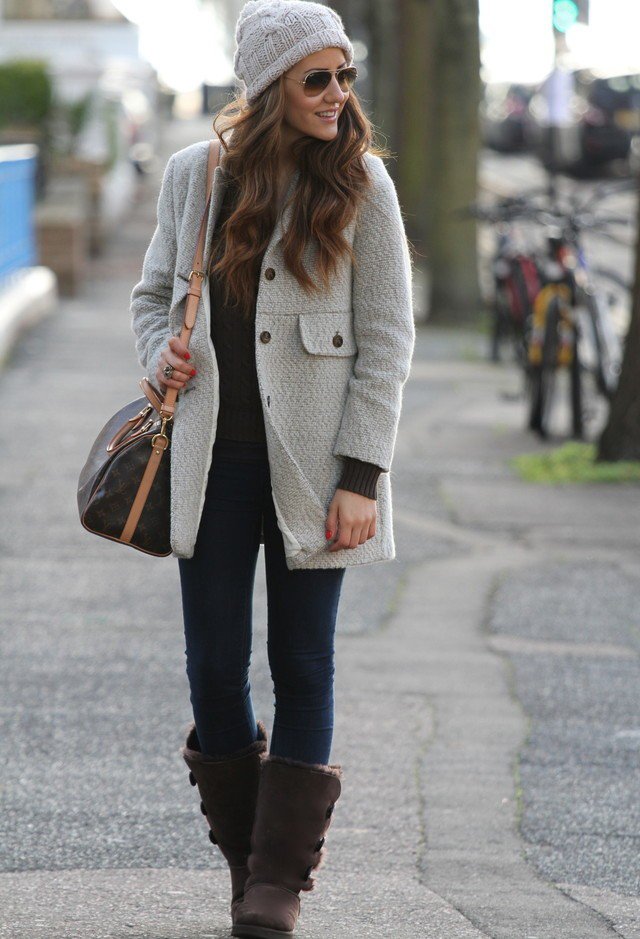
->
[233, 0, 354, 105]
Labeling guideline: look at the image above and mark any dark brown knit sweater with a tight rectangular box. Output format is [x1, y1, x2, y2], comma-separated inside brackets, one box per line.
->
[209, 178, 383, 500]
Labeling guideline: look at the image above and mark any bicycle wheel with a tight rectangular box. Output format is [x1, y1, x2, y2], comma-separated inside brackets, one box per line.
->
[528, 297, 560, 438]
[508, 258, 537, 368]
[569, 320, 584, 439]
[584, 291, 622, 399]
[490, 283, 511, 363]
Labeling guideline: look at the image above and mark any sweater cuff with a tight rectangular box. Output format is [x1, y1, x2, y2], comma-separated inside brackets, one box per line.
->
[336, 458, 384, 500]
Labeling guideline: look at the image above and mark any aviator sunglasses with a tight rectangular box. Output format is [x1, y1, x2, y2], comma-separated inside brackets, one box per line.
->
[283, 65, 358, 97]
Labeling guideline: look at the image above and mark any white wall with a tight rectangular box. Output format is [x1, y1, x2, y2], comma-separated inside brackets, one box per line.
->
[0, 20, 139, 68]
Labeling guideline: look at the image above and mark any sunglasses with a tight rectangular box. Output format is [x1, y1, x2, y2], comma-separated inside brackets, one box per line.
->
[283, 65, 358, 97]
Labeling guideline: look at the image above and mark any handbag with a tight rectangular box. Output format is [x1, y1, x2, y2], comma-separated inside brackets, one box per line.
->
[77, 138, 221, 556]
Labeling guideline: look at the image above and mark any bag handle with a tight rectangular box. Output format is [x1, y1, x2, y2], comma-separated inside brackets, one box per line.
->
[156, 137, 221, 421]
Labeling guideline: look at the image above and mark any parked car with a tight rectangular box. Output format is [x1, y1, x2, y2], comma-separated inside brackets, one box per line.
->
[524, 68, 640, 175]
[480, 82, 536, 152]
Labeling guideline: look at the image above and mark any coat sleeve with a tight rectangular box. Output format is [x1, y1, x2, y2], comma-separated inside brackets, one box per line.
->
[332, 157, 416, 473]
[130, 152, 178, 384]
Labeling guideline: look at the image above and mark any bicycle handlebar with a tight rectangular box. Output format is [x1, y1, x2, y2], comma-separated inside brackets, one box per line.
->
[455, 178, 635, 232]
[454, 201, 632, 236]
[532, 207, 632, 234]
[452, 199, 546, 223]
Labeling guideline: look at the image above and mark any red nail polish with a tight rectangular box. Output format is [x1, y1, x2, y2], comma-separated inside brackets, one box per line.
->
[190, 368, 196, 376]
[325, 530, 332, 539]
[184, 352, 191, 360]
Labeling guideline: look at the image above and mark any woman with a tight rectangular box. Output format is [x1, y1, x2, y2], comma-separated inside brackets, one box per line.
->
[130, 1, 415, 936]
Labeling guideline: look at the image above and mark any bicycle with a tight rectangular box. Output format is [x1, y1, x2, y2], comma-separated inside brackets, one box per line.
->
[525, 180, 633, 439]
[454, 191, 549, 368]
[454, 178, 633, 439]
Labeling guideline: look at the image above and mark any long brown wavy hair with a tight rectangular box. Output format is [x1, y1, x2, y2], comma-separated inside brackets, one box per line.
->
[208, 75, 392, 316]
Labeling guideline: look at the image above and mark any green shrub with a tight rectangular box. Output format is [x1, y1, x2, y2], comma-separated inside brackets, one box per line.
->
[0, 59, 53, 129]
[511, 441, 640, 484]
[67, 93, 92, 141]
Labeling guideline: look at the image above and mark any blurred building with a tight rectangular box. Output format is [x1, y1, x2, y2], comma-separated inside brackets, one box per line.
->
[0, 0, 154, 140]
[0, 0, 160, 334]
[0, 1, 139, 72]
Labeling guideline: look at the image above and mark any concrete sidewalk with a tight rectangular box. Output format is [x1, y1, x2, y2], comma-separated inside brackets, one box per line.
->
[1, 116, 639, 938]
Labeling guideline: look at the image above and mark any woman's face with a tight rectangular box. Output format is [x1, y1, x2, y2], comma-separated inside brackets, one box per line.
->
[280, 47, 350, 149]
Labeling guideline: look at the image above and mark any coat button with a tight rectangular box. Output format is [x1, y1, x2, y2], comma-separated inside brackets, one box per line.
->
[332, 333, 343, 348]
[264, 267, 276, 280]
[260, 330, 271, 343]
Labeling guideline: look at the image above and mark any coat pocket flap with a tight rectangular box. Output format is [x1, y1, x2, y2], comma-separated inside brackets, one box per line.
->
[298, 311, 358, 356]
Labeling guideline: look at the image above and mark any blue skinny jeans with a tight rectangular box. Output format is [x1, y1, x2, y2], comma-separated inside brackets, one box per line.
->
[177, 436, 346, 765]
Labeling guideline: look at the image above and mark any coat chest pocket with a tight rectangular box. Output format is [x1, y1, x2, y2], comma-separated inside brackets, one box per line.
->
[298, 311, 358, 356]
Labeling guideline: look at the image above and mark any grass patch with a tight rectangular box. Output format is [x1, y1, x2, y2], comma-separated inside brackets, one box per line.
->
[511, 441, 640, 484]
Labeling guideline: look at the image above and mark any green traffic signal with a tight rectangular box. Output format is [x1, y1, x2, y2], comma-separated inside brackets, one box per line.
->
[553, 0, 579, 32]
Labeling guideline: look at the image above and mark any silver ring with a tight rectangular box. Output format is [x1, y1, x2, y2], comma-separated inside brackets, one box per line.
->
[163, 363, 174, 379]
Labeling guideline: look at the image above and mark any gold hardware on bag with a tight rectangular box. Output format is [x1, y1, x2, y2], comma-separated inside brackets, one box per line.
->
[106, 405, 155, 452]
[189, 269, 206, 280]
[151, 415, 171, 450]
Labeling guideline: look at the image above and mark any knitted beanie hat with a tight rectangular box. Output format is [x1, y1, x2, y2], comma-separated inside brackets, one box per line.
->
[233, 0, 354, 105]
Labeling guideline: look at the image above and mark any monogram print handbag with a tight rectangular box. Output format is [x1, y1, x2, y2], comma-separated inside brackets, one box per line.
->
[77, 139, 220, 556]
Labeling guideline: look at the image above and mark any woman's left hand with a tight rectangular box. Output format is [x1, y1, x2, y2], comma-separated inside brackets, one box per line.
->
[325, 489, 377, 552]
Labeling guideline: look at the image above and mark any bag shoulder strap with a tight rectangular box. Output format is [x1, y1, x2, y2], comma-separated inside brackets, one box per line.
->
[158, 137, 221, 420]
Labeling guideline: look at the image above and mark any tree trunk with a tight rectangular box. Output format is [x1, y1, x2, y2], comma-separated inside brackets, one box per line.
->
[364, 0, 400, 151]
[396, 0, 482, 323]
[597, 179, 640, 461]
[394, 0, 429, 250]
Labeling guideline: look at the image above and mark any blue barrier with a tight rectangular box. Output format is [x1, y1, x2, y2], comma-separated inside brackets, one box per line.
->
[0, 144, 38, 285]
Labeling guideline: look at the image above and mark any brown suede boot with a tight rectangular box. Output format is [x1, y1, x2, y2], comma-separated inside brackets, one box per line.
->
[231, 753, 343, 938]
[181, 720, 268, 921]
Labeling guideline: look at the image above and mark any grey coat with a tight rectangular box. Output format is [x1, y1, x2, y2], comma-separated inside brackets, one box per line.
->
[130, 139, 415, 569]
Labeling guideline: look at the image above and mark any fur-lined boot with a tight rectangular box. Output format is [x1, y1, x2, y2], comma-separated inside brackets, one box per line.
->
[181, 721, 268, 922]
[231, 752, 342, 938]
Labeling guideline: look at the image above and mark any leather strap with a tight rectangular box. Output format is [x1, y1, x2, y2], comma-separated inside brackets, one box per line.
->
[120, 138, 221, 547]
[139, 376, 164, 413]
[120, 427, 169, 545]
[160, 137, 221, 418]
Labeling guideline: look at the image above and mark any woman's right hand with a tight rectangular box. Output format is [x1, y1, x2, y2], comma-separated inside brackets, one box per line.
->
[156, 335, 197, 392]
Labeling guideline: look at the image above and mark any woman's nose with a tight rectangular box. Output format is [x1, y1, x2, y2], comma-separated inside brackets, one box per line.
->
[323, 76, 348, 103]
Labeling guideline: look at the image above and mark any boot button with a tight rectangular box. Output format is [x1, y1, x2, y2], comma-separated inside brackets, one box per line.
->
[208, 830, 218, 845]
[260, 330, 271, 343]
[200, 801, 207, 815]
[332, 333, 343, 348]
[325, 803, 334, 818]
[188, 771, 197, 786]
[315, 837, 325, 851]
[264, 267, 276, 280]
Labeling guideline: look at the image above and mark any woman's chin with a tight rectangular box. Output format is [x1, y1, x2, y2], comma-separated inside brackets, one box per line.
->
[307, 122, 339, 141]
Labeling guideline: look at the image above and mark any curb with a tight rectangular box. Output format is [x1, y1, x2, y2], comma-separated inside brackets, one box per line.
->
[0, 267, 58, 368]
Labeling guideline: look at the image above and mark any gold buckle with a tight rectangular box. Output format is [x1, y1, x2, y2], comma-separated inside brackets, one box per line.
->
[151, 416, 172, 450]
[189, 269, 206, 281]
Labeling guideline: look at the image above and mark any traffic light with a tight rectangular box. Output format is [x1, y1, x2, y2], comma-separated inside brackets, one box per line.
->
[552, 0, 589, 33]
